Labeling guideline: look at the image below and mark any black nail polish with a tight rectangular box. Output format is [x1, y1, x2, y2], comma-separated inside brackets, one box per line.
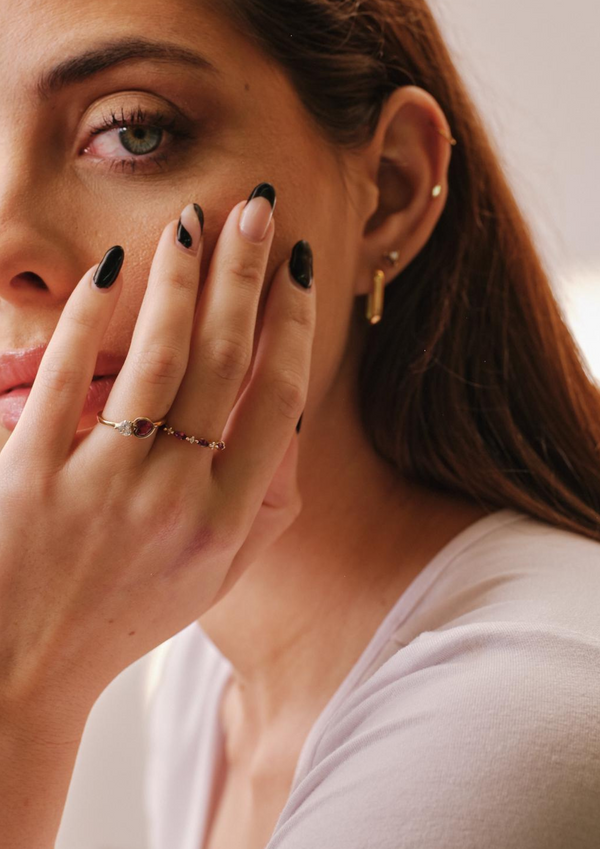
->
[296, 413, 304, 435]
[289, 240, 313, 290]
[247, 182, 276, 211]
[93, 246, 124, 289]
[193, 203, 205, 235]
[177, 220, 193, 249]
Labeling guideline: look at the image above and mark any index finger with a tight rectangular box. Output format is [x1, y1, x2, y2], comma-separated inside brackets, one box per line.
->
[7, 247, 124, 473]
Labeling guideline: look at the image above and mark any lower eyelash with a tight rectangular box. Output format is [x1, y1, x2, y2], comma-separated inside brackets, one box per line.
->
[107, 152, 171, 175]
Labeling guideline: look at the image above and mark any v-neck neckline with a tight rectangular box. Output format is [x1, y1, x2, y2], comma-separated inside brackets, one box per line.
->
[190, 507, 524, 849]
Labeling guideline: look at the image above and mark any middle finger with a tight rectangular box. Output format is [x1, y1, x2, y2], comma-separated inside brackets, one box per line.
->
[153, 181, 276, 462]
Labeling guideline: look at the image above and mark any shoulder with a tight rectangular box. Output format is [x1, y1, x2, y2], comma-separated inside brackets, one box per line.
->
[409, 510, 600, 647]
[268, 619, 600, 848]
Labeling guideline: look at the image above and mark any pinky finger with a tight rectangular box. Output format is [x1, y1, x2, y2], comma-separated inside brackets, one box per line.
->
[8, 247, 125, 472]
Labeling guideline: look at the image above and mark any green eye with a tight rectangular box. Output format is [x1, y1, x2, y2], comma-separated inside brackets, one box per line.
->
[117, 124, 164, 156]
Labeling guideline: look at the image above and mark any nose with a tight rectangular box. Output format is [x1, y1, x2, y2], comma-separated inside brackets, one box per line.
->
[0, 155, 85, 308]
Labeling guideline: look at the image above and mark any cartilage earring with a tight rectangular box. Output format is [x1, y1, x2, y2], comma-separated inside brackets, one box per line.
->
[366, 269, 386, 325]
[430, 122, 457, 146]
[429, 121, 456, 199]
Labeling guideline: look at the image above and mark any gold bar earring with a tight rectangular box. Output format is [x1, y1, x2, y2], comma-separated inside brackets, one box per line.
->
[366, 270, 386, 325]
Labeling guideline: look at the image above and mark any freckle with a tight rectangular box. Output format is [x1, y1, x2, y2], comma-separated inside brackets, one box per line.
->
[128, 631, 136, 636]
[245, 82, 250, 92]
[108, 618, 115, 624]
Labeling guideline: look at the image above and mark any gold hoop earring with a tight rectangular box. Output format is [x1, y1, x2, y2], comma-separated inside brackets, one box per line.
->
[366, 269, 386, 325]
[430, 122, 457, 146]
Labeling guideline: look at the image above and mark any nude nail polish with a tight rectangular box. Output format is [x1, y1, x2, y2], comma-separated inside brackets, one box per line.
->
[177, 203, 204, 252]
[239, 182, 276, 243]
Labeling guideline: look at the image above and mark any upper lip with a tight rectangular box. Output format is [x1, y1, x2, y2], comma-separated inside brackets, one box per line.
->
[0, 344, 126, 395]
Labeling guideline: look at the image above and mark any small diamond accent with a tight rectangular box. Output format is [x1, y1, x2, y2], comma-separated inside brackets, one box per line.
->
[117, 421, 134, 436]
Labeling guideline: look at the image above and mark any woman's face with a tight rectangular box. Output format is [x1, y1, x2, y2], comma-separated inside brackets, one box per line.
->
[0, 0, 367, 450]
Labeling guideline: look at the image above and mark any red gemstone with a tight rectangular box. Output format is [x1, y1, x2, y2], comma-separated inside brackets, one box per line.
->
[134, 419, 155, 438]
[199, 438, 210, 447]
[217, 442, 225, 450]
[175, 431, 187, 441]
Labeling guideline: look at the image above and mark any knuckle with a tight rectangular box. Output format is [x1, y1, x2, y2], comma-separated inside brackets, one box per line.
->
[68, 304, 98, 333]
[226, 256, 264, 292]
[204, 335, 250, 382]
[165, 265, 194, 293]
[283, 298, 315, 333]
[37, 355, 87, 394]
[270, 370, 305, 419]
[131, 341, 186, 386]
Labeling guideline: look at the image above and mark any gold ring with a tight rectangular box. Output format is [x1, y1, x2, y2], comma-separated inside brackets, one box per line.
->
[97, 413, 167, 439]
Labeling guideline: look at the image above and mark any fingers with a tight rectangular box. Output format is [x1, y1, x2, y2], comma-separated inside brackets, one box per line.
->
[82, 202, 204, 464]
[8, 246, 125, 471]
[211, 240, 315, 523]
[153, 183, 276, 461]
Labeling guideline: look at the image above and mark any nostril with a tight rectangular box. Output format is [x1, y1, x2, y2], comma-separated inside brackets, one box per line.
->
[9, 272, 47, 289]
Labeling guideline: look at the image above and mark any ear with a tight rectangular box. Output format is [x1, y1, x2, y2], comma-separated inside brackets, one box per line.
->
[349, 86, 455, 297]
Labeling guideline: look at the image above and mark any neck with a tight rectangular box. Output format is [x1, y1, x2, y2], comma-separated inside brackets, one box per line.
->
[198, 329, 486, 750]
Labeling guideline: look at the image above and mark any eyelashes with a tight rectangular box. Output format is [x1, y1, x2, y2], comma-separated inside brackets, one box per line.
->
[82, 104, 195, 175]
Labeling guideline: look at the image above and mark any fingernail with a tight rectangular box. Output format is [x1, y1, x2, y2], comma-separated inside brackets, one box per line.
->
[239, 182, 276, 243]
[177, 203, 204, 253]
[289, 240, 313, 290]
[296, 413, 304, 435]
[93, 245, 125, 289]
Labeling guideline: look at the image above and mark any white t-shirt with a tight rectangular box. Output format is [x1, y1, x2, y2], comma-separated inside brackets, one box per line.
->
[142, 507, 600, 849]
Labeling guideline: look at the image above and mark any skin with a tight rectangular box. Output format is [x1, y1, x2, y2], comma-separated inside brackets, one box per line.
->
[0, 0, 487, 829]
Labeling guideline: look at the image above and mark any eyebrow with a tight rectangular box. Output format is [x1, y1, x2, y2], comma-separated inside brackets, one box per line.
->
[35, 37, 220, 101]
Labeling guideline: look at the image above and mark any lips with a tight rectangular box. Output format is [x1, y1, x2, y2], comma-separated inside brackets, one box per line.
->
[2, 374, 107, 394]
[0, 374, 119, 432]
[0, 343, 127, 396]
[0, 343, 127, 433]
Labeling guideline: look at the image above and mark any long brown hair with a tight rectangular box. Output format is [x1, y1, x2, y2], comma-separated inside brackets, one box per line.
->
[215, 0, 600, 542]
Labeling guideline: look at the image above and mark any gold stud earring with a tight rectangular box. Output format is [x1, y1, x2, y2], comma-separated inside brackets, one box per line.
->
[366, 269, 386, 325]
[383, 250, 401, 268]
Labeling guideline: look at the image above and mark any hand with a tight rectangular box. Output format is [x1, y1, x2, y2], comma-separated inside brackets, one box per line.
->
[0, 186, 315, 720]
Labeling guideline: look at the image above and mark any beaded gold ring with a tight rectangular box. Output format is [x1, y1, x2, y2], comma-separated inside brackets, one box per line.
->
[97, 412, 226, 451]
[161, 425, 226, 451]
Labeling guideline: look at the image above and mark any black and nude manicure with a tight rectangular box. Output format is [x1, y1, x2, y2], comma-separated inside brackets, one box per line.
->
[93, 245, 125, 289]
[240, 182, 276, 243]
[177, 203, 204, 252]
[289, 240, 313, 289]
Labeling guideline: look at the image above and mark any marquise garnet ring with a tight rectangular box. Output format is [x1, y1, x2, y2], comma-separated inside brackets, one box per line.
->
[96, 412, 226, 451]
